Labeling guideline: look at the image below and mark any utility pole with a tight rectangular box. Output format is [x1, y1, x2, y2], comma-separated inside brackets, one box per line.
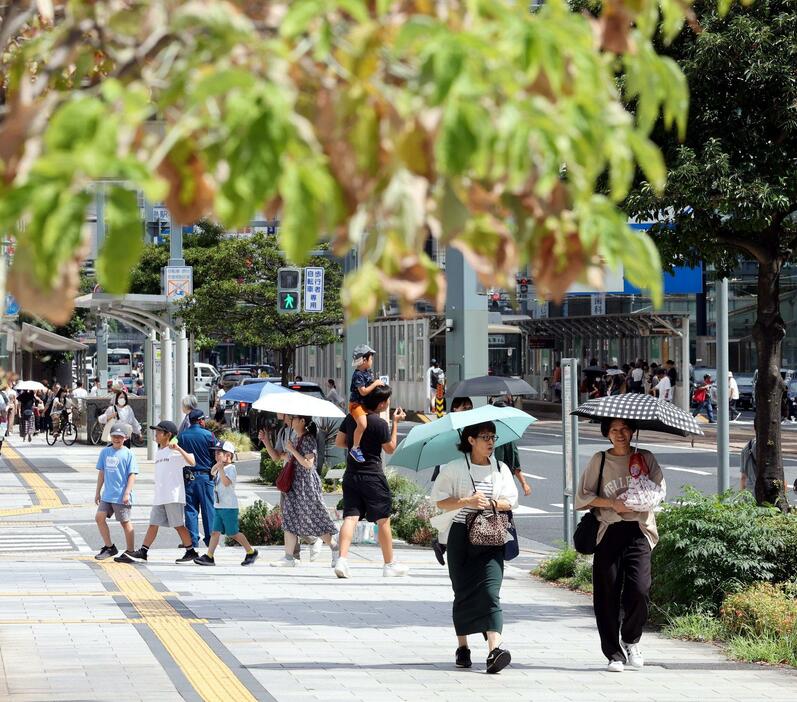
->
[343, 250, 368, 393]
[717, 278, 730, 491]
[95, 185, 108, 386]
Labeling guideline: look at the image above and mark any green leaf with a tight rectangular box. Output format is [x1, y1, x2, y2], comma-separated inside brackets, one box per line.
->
[280, 0, 323, 38]
[97, 188, 144, 294]
[628, 131, 667, 194]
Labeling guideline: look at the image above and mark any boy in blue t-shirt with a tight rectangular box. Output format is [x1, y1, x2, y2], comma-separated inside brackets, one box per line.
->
[94, 423, 139, 561]
[348, 344, 383, 463]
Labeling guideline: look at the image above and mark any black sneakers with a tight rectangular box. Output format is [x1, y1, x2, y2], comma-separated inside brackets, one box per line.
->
[455, 646, 472, 669]
[194, 554, 215, 566]
[113, 551, 136, 564]
[95, 544, 118, 560]
[486, 646, 511, 674]
[241, 549, 259, 566]
[176, 547, 199, 564]
[128, 548, 148, 562]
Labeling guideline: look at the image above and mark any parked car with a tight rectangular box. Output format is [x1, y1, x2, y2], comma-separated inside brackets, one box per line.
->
[210, 369, 254, 407]
[194, 362, 219, 391]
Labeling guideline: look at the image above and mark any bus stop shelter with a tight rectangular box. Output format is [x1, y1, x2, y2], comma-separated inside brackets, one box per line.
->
[74, 293, 190, 459]
[520, 312, 691, 412]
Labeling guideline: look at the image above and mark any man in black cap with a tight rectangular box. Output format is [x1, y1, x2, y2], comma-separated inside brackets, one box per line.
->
[178, 409, 216, 550]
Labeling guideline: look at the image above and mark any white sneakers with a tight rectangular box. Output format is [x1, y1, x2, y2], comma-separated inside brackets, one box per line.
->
[334, 556, 350, 579]
[270, 556, 297, 568]
[623, 641, 644, 669]
[333, 557, 409, 578]
[608, 643, 644, 672]
[309, 539, 324, 562]
[382, 561, 409, 577]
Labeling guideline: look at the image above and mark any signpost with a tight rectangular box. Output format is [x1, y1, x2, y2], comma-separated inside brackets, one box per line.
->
[561, 358, 580, 546]
[163, 266, 193, 301]
[303, 266, 325, 312]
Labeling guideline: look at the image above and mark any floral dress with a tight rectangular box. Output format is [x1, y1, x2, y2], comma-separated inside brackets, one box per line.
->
[281, 433, 337, 537]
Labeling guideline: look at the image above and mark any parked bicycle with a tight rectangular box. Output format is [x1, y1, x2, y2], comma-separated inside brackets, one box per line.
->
[45, 409, 77, 446]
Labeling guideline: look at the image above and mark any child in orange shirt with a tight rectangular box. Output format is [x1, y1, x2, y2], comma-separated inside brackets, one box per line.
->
[348, 344, 383, 463]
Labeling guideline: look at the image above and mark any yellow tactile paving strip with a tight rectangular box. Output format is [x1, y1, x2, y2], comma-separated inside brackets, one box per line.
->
[3, 445, 63, 509]
[98, 562, 257, 702]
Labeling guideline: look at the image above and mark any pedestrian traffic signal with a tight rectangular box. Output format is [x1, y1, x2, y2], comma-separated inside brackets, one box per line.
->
[277, 267, 301, 314]
[519, 278, 529, 295]
[278, 291, 298, 311]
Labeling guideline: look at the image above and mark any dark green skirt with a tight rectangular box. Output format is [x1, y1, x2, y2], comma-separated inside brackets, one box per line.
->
[446, 522, 505, 636]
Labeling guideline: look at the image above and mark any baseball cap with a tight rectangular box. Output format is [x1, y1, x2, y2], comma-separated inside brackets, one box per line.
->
[214, 440, 236, 455]
[150, 420, 179, 436]
[352, 344, 376, 361]
[109, 422, 129, 438]
[188, 409, 205, 423]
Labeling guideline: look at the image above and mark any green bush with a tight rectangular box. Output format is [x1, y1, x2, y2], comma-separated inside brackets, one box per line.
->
[535, 547, 579, 581]
[768, 513, 797, 583]
[651, 487, 785, 613]
[321, 462, 345, 493]
[721, 582, 797, 638]
[726, 632, 797, 667]
[203, 419, 224, 437]
[570, 557, 594, 592]
[220, 430, 252, 453]
[662, 611, 726, 642]
[259, 452, 283, 484]
[387, 470, 437, 543]
[230, 500, 284, 546]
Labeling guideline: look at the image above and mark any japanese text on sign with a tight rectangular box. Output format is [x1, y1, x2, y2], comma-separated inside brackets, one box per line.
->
[303, 267, 325, 312]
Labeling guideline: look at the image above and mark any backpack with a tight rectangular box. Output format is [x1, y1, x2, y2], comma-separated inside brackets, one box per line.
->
[740, 439, 757, 491]
[693, 387, 707, 404]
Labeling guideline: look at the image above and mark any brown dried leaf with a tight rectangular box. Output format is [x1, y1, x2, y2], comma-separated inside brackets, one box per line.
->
[157, 148, 215, 224]
[0, 96, 38, 183]
[597, 0, 635, 54]
[530, 230, 595, 303]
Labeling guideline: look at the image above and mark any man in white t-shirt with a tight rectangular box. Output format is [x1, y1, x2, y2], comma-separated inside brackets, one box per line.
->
[654, 368, 672, 402]
[630, 364, 645, 393]
[120, 420, 197, 564]
[426, 359, 444, 412]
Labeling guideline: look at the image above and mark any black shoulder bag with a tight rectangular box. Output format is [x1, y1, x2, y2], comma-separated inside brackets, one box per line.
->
[573, 451, 606, 555]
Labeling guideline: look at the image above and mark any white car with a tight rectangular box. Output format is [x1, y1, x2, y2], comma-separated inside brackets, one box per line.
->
[194, 362, 219, 390]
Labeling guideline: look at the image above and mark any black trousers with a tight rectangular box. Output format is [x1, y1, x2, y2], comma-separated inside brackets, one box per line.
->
[592, 521, 651, 662]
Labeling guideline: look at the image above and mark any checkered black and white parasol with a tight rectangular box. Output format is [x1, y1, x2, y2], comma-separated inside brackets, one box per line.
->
[571, 394, 704, 437]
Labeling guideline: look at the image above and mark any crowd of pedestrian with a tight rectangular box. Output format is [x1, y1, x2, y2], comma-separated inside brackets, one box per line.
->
[576, 358, 680, 402]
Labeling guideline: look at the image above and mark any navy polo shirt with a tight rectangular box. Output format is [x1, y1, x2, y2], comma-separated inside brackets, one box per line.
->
[177, 423, 215, 471]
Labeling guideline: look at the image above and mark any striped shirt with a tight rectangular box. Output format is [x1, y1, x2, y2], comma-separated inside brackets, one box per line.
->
[454, 474, 495, 524]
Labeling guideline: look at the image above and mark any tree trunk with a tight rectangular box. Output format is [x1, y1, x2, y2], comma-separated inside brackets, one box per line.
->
[278, 347, 296, 386]
[752, 254, 788, 510]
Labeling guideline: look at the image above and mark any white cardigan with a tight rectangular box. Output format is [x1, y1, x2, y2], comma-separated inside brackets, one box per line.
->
[430, 456, 519, 545]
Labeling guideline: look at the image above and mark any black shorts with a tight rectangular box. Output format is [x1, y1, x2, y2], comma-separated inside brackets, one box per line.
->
[342, 472, 392, 523]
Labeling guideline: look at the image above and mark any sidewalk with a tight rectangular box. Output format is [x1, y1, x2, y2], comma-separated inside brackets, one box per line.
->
[1, 438, 796, 701]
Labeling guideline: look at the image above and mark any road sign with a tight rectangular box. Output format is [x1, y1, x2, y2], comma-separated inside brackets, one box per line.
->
[304, 266, 325, 312]
[163, 266, 193, 301]
[277, 267, 301, 314]
[591, 293, 606, 316]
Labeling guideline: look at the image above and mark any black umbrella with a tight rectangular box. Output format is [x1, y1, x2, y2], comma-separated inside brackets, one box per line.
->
[571, 393, 704, 437]
[447, 375, 538, 398]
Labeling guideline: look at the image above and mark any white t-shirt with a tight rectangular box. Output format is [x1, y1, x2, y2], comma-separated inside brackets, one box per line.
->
[153, 446, 187, 505]
[72, 388, 88, 400]
[656, 376, 672, 402]
[214, 464, 238, 508]
[631, 368, 644, 382]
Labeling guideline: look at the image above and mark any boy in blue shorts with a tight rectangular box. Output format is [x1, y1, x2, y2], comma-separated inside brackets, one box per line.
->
[94, 423, 138, 561]
[194, 441, 258, 566]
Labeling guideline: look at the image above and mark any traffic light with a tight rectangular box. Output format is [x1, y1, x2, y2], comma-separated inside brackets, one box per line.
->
[277, 267, 301, 313]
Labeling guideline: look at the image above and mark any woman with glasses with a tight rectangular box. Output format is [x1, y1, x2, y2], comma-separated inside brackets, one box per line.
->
[575, 418, 666, 673]
[431, 421, 518, 674]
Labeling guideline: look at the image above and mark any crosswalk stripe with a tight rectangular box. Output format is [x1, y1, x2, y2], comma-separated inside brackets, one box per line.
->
[522, 472, 547, 480]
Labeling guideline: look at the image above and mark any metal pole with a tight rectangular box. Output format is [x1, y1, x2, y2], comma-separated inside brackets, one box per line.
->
[561, 358, 580, 546]
[160, 327, 173, 423]
[174, 327, 188, 418]
[680, 316, 690, 413]
[717, 278, 730, 491]
[169, 218, 184, 266]
[145, 330, 156, 461]
[343, 250, 368, 394]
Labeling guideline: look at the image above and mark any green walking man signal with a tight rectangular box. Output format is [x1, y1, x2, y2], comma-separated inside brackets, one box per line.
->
[277, 267, 301, 314]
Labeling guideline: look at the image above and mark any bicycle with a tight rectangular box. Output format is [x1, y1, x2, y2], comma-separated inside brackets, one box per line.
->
[45, 410, 77, 446]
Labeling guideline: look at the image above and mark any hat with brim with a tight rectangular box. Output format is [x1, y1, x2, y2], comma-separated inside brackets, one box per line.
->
[149, 420, 179, 436]
[109, 422, 129, 438]
[214, 440, 236, 455]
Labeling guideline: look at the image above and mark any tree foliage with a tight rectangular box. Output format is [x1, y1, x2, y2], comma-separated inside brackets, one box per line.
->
[139, 230, 345, 376]
[625, 0, 797, 509]
[0, 0, 704, 323]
